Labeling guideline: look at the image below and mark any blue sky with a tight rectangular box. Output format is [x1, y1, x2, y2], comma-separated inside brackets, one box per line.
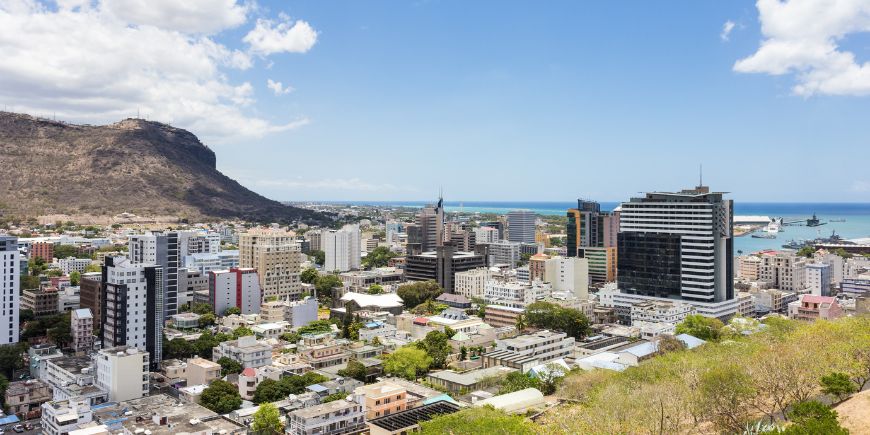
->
[3, 1, 870, 202]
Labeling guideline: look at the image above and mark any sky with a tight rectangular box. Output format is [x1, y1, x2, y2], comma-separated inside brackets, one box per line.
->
[2, 0, 870, 203]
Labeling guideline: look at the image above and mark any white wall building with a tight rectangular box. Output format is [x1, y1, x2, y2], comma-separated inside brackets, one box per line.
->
[324, 224, 361, 272]
[507, 210, 536, 244]
[57, 257, 94, 275]
[486, 240, 521, 267]
[41, 398, 94, 435]
[544, 256, 589, 299]
[102, 256, 163, 369]
[454, 267, 494, 300]
[806, 263, 832, 296]
[0, 236, 20, 344]
[212, 335, 272, 369]
[183, 250, 240, 274]
[209, 268, 261, 315]
[93, 346, 149, 402]
[474, 227, 500, 244]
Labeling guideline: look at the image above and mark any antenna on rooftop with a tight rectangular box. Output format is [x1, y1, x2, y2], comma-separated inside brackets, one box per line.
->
[699, 163, 703, 186]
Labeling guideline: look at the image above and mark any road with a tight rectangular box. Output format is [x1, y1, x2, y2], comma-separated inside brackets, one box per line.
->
[1, 418, 41, 435]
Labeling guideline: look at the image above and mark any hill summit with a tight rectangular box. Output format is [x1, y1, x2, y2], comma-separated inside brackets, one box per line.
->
[0, 112, 325, 223]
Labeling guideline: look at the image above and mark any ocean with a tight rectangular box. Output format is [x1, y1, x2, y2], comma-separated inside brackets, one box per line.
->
[328, 200, 870, 254]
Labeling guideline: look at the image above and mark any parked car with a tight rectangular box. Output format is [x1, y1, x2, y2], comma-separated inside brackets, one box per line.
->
[12, 425, 24, 433]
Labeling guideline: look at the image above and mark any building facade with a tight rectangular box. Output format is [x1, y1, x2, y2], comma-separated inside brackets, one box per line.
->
[0, 236, 19, 344]
[324, 224, 361, 273]
[507, 210, 536, 244]
[210, 268, 261, 315]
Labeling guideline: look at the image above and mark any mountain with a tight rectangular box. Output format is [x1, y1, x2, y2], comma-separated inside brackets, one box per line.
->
[0, 112, 328, 223]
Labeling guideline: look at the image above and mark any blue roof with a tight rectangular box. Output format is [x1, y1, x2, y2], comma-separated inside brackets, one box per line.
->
[307, 384, 328, 393]
[0, 415, 19, 424]
[676, 334, 706, 349]
[423, 394, 458, 406]
[365, 321, 383, 328]
[622, 341, 658, 358]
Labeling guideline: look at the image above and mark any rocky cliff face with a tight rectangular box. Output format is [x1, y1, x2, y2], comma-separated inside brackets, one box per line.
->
[0, 112, 326, 223]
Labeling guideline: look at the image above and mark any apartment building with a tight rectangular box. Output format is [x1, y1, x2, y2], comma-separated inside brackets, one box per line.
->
[454, 267, 493, 300]
[544, 256, 590, 299]
[183, 250, 240, 274]
[210, 267, 261, 315]
[22, 287, 58, 318]
[5, 379, 51, 418]
[788, 294, 844, 321]
[259, 297, 318, 327]
[41, 398, 94, 435]
[806, 263, 832, 296]
[759, 251, 807, 293]
[212, 335, 272, 369]
[239, 229, 304, 301]
[629, 300, 695, 325]
[482, 330, 575, 373]
[57, 256, 93, 274]
[357, 382, 407, 419]
[286, 395, 366, 435]
[324, 224, 362, 272]
[71, 308, 94, 353]
[186, 357, 222, 386]
[93, 346, 149, 402]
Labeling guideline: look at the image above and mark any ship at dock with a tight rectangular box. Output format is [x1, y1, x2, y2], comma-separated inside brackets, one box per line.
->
[782, 229, 850, 250]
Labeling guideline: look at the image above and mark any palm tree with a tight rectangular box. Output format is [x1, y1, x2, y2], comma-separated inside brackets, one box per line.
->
[515, 314, 527, 333]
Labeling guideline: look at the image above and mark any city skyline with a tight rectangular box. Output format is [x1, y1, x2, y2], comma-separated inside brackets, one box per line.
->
[2, 1, 870, 203]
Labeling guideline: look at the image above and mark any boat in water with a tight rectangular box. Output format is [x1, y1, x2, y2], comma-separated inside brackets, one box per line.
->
[781, 230, 850, 250]
[807, 213, 826, 227]
[752, 233, 776, 239]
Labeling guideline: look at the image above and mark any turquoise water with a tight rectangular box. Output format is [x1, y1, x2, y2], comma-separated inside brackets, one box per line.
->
[329, 201, 870, 254]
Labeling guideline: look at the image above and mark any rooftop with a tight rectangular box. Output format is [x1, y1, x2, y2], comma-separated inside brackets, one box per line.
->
[290, 397, 359, 419]
[427, 366, 516, 386]
[368, 400, 460, 432]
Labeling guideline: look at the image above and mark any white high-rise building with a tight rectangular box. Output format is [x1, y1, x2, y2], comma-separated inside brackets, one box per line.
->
[210, 268, 261, 315]
[544, 256, 590, 299]
[806, 263, 832, 297]
[128, 232, 180, 317]
[473, 226, 500, 244]
[324, 224, 361, 272]
[239, 229, 303, 301]
[486, 240, 521, 267]
[507, 210, 536, 244]
[455, 267, 494, 300]
[102, 256, 163, 369]
[0, 236, 20, 345]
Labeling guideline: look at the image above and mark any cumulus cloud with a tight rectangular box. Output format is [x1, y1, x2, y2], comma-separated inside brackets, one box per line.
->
[734, 0, 870, 96]
[244, 17, 318, 55]
[102, 0, 248, 34]
[0, 1, 317, 141]
[267, 79, 294, 95]
[721, 20, 736, 41]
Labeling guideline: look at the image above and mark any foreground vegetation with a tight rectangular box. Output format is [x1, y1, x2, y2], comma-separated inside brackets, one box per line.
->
[541, 316, 869, 434]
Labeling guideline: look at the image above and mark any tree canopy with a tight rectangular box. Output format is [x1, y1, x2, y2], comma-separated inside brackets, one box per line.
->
[200, 380, 242, 414]
[524, 301, 590, 339]
[397, 280, 443, 309]
[251, 402, 284, 435]
[675, 314, 724, 341]
[419, 406, 538, 435]
[300, 267, 319, 284]
[362, 246, 397, 269]
[416, 330, 452, 369]
[383, 346, 432, 380]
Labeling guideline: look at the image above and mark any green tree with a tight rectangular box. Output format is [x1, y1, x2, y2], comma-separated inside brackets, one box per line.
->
[338, 359, 368, 382]
[47, 313, 72, 347]
[796, 246, 815, 258]
[367, 284, 384, 294]
[676, 314, 725, 341]
[396, 281, 443, 309]
[84, 263, 102, 273]
[834, 248, 853, 259]
[300, 267, 319, 284]
[0, 373, 9, 404]
[460, 346, 468, 361]
[199, 312, 216, 328]
[417, 330, 452, 369]
[280, 332, 301, 344]
[515, 314, 527, 333]
[362, 246, 397, 269]
[233, 325, 254, 339]
[820, 372, 857, 402]
[656, 334, 688, 354]
[69, 271, 81, 286]
[499, 371, 540, 395]
[200, 380, 242, 414]
[19, 309, 35, 323]
[224, 306, 242, 316]
[774, 401, 849, 435]
[298, 320, 334, 335]
[191, 303, 214, 315]
[315, 274, 343, 299]
[310, 250, 325, 266]
[419, 406, 537, 435]
[54, 244, 89, 259]
[525, 301, 590, 339]
[321, 392, 348, 403]
[383, 346, 432, 380]
[164, 338, 194, 359]
[251, 402, 284, 435]
[252, 379, 285, 404]
[217, 357, 243, 376]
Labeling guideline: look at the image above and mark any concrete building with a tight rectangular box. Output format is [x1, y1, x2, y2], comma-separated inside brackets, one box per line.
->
[473, 226, 500, 245]
[78, 272, 102, 333]
[178, 268, 209, 308]
[339, 268, 404, 289]
[5, 379, 51, 419]
[297, 334, 350, 370]
[41, 398, 94, 435]
[357, 382, 407, 419]
[484, 304, 525, 328]
[368, 401, 461, 435]
[72, 308, 94, 353]
[528, 253, 549, 282]
[806, 263, 832, 296]
[406, 200, 445, 256]
[507, 210, 536, 244]
[183, 250, 240, 274]
[30, 241, 54, 262]
[1, 236, 20, 344]
[482, 330, 575, 373]
[405, 243, 486, 292]
[759, 251, 807, 294]
[209, 267, 261, 315]
[22, 287, 58, 318]
[259, 297, 318, 327]
[617, 184, 736, 318]
[737, 255, 763, 281]
[629, 300, 695, 325]
[212, 335, 272, 369]
[482, 240, 522, 267]
[287, 395, 366, 435]
[239, 228, 304, 300]
[324, 224, 362, 273]
[841, 278, 870, 297]
[566, 200, 619, 257]
[425, 366, 516, 394]
[544, 256, 590, 299]
[93, 346, 149, 402]
[577, 246, 617, 285]
[454, 267, 494, 300]
[128, 232, 181, 317]
[101, 256, 164, 370]
[186, 357, 222, 386]
[749, 288, 797, 314]
[307, 229, 323, 252]
[484, 280, 539, 306]
[57, 257, 93, 274]
[788, 294, 844, 321]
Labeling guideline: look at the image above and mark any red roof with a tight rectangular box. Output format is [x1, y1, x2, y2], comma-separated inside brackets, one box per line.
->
[241, 367, 256, 377]
[801, 295, 836, 304]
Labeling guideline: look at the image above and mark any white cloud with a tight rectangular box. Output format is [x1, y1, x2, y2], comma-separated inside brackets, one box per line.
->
[251, 178, 417, 192]
[734, 0, 870, 96]
[244, 17, 318, 55]
[267, 79, 294, 95]
[852, 180, 870, 192]
[102, 0, 248, 34]
[721, 20, 736, 41]
[0, 1, 316, 141]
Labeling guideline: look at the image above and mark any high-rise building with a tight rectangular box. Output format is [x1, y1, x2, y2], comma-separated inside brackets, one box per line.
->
[806, 263, 832, 296]
[78, 272, 102, 333]
[405, 243, 486, 292]
[101, 256, 164, 370]
[617, 184, 734, 310]
[128, 232, 180, 317]
[307, 230, 322, 252]
[484, 240, 522, 267]
[93, 346, 148, 402]
[210, 268, 261, 315]
[0, 236, 20, 344]
[323, 224, 361, 272]
[577, 247, 617, 285]
[506, 210, 536, 244]
[406, 198, 445, 255]
[239, 229, 303, 301]
[30, 241, 53, 263]
[71, 308, 94, 353]
[544, 256, 590, 299]
[473, 226, 500, 244]
[566, 200, 619, 257]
